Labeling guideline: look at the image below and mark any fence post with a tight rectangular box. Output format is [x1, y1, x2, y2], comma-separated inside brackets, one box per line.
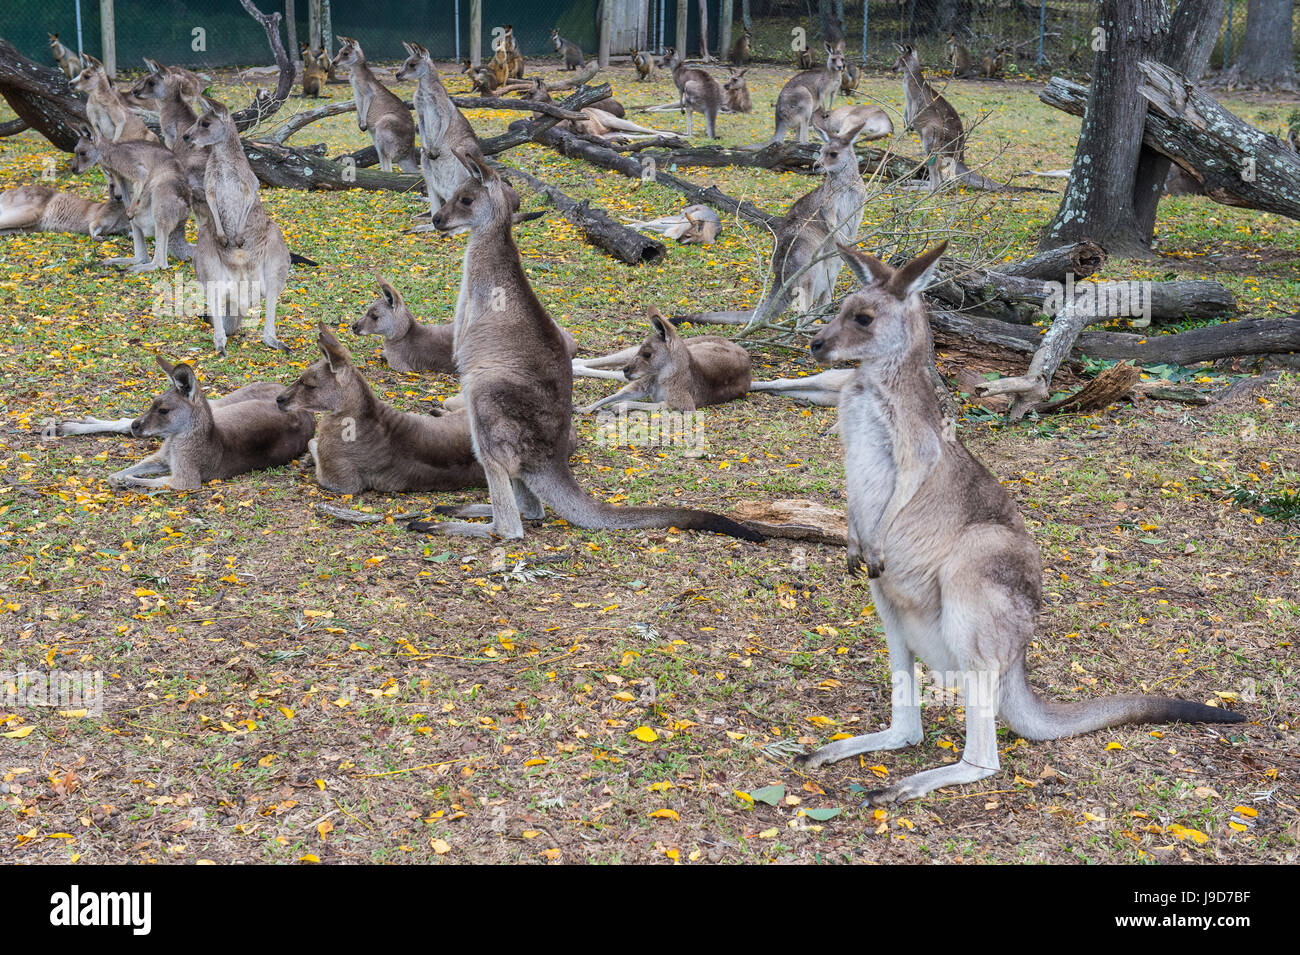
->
[861, 0, 867, 66]
[285, 0, 298, 59]
[1224, 0, 1234, 66]
[1037, 0, 1046, 65]
[676, 0, 687, 52]
[470, 0, 482, 67]
[720, 0, 733, 61]
[75, 0, 84, 57]
[307, 0, 320, 50]
[321, 0, 333, 57]
[600, 0, 612, 66]
[99, 0, 116, 77]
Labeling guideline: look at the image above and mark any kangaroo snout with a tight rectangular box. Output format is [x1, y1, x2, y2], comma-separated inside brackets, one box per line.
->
[129, 416, 145, 437]
[275, 391, 290, 410]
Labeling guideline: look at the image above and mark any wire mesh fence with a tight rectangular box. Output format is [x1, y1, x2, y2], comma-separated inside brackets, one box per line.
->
[0, 1, 1293, 73]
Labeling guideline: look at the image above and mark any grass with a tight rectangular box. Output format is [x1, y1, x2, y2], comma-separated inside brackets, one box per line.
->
[0, 55, 1296, 865]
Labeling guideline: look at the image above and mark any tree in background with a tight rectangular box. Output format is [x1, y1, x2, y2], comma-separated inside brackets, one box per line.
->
[1225, 0, 1297, 89]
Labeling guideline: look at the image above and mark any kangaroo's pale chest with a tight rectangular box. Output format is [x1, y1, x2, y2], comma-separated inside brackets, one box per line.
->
[839, 379, 895, 507]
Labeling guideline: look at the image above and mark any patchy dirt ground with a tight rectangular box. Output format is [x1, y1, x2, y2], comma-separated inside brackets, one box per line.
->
[0, 56, 1297, 864]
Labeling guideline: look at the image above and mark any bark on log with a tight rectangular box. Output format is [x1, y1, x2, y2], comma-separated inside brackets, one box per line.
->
[480, 84, 615, 155]
[0, 39, 88, 151]
[499, 166, 667, 265]
[996, 241, 1107, 281]
[243, 139, 423, 191]
[0, 117, 30, 136]
[638, 140, 928, 182]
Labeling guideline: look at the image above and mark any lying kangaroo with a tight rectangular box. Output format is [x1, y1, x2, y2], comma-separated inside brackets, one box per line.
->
[50, 34, 82, 78]
[182, 99, 290, 353]
[354, 274, 575, 372]
[626, 203, 721, 245]
[769, 42, 846, 144]
[107, 357, 314, 491]
[0, 185, 128, 238]
[661, 47, 723, 139]
[332, 37, 418, 173]
[396, 41, 483, 223]
[412, 149, 762, 543]
[723, 68, 752, 114]
[550, 29, 585, 70]
[580, 307, 751, 413]
[796, 240, 1245, 803]
[72, 54, 158, 144]
[278, 326, 485, 494]
[70, 127, 190, 271]
[947, 34, 978, 78]
[301, 46, 327, 98]
[893, 43, 965, 191]
[813, 103, 893, 141]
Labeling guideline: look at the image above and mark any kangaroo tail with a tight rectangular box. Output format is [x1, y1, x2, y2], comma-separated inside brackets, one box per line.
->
[999, 659, 1246, 741]
[528, 464, 764, 543]
[290, 251, 319, 267]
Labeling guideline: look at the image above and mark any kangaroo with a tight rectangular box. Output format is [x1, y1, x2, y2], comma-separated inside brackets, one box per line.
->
[981, 46, 1007, 80]
[332, 36, 418, 173]
[797, 241, 1246, 803]
[723, 68, 752, 113]
[626, 203, 721, 245]
[72, 54, 159, 144]
[301, 46, 327, 97]
[813, 103, 893, 141]
[502, 26, 526, 79]
[796, 47, 814, 70]
[632, 47, 657, 82]
[49, 34, 82, 78]
[181, 100, 290, 353]
[410, 149, 762, 543]
[277, 326, 485, 494]
[580, 308, 751, 414]
[947, 33, 977, 78]
[352, 274, 457, 374]
[69, 127, 189, 271]
[107, 356, 314, 491]
[769, 42, 845, 144]
[661, 47, 723, 139]
[840, 60, 862, 96]
[753, 121, 868, 323]
[730, 27, 752, 66]
[893, 43, 965, 191]
[0, 185, 129, 238]
[464, 59, 502, 95]
[396, 41, 483, 224]
[550, 29, 584, 70]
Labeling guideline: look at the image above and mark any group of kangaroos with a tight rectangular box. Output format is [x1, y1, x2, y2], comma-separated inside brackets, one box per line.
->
[17, 29, 1245, 807]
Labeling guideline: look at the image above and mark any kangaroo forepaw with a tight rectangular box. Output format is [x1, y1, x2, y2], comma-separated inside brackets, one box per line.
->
[262, 335, 290, 353]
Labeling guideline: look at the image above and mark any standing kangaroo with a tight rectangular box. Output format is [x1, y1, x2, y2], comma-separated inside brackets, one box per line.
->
[69, 127, 190, 272]
[946, 33, 978, 78]
[893, 43, 965, 191]
[395, 41, 482, 224]
[128, 63, 205, 261]
[632, 47, 657, 82]
[182, 100, 290, 353]
[49, 34, 82, 78]
[410, 150, 762, 543]
[278, 326, 485, 494]
[301, 46, 327, 98]
[769, 42, 845, 144]
[550, 29, 585, 70]
[754, 121, 868, 323]
[797, 241, 1246, 803]
[72, 54, 158, 144]
[332, 37, 418, 173]
[108, 357, 314, 491]
[579, 307, 751, 414]
[661, 47, 723, 140]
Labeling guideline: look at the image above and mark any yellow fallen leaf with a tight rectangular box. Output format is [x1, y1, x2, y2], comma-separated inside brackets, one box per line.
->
[2, 727, 34, 739]
[758, 828, 778, 839]
[298, 854, 320, 864]
[649, 808, 679, 821]
[430, 839, 451, 855]
[630, 726, 659, 743]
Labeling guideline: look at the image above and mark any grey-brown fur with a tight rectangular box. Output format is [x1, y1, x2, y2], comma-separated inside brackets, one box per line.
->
[352, 274, 457, 374]
[730, 28, 752, 66]
[277, 326, 485, 494]
[72, 54, 159, 144]
[108, 356, 314, 491]
[332, 37, 418, 173]
[550, 29, 584, 70]
[50, 34, 82, 78]
[796, 241, 1245, 804]
[812, 103, 893, 141]
[0, 185, 129, 238]
[893, 43, 966, 191]
[769, 42, 845, 144]
[408, 150, 761, 543]
[301, 46, 327, 98]
[723, 68, 752, 114]
[396, 42, 482, 223]
[946, 34, 978, 78]
[580, 307, 751, 413]
[661, 47, 723, 140]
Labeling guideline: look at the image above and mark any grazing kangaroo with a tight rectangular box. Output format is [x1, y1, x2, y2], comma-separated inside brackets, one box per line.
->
[550, 29, 584, 70]
[769, 42, 845, 144]
[411, 149, 762, 543]
[396, 41, 482, 224]
[49, 34, 82, 78]
[0, 185, 129, 238]
[72, 54, 159, 144]
[107, 357, 314, 491]
[626, 203, 721, 245]
[661, 47, 723, 139]
[277, 326, 485, 494]
[730, 27, 752, 65]
[332, 37, 418, 173]
[947, 33, 978, 78]
[893, 43, 966, 191]
[70, 127, 190, 271]
[301, 46, 327, 98]
[181, 100, 290, 353]
[796, 241, 1246, 803]
[813, 103, 893, 141]
[580, 307, 751, 413]
[723, 68, 752, 113]
[754, 120, 868, 323]
[631, 47, 657, 82]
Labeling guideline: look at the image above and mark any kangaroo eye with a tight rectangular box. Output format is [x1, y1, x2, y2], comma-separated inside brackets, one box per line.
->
[854, 313, 873, 326]
[460, 196, 473, 206]
[158, 407, 170, 415]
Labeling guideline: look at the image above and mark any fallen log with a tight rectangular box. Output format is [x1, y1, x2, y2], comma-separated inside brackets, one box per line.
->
[0, 117, 30, 137]
[995, 241, 1107, 281]
[480, 84, 615, 156]
[499, 166, 667, 265]
[637, 140, 928, 182]
[1041, 70, 1300, 220]
[242, 139, 423, 192]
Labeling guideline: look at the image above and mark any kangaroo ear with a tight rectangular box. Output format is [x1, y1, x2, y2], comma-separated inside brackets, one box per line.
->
[317, 323, 352, 372]
[76, 124, 94, 140]
[171, 363, 201, 401]
[155, 354, 177, 384]
[837, 242, 894, 289]
[648, 307, 675, 342]
[376, 275, 400, 308]
[838, 119, 866, 145]
[887, 241, 948, 299]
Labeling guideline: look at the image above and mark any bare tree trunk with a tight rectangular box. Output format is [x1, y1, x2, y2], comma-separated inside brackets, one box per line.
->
[1039, 0, 1168, 257]
[1228, 0, 1298, 89]
[320, 0, 334, 58]
[698, 0, 711, 58]
[285, 0, 299, 61]
[100, 0, 117, 78]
